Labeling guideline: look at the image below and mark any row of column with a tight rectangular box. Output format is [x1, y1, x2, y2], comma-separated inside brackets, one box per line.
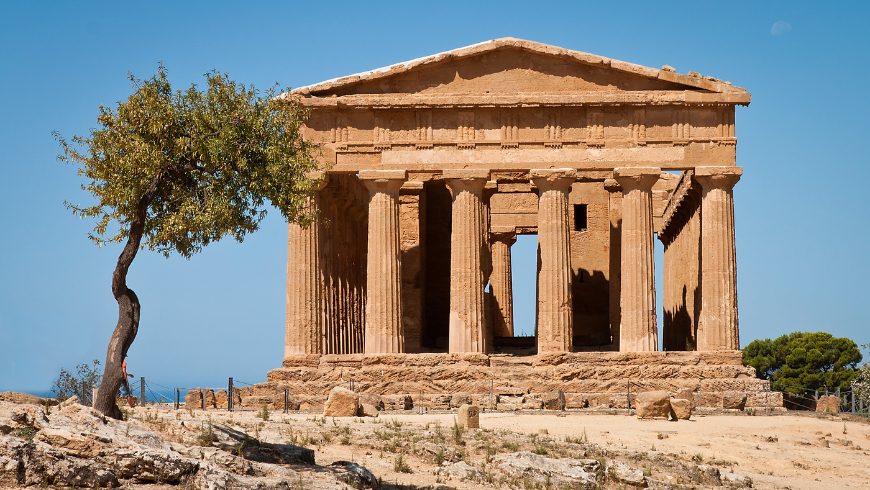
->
[611, 166, 742, 352]
[284, 173, 367, 357]
[286, 165, 741, 357]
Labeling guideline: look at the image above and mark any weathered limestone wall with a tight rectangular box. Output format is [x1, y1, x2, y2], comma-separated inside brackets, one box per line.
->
[267, 352, 781, 410]
[660, 172, 702, 351]
[399, 182, 425, 353]
[568, 181, 611, 346]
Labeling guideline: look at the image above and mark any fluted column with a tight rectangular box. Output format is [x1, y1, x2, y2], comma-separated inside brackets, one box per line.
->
[613, 167, 660, 352]
[360, 170, 406, 354]
[444, 169, 490, 353]
[285, 172, 328, 357]
[490, 226, 517, 338]
[695, 166, 742, 351]
[531, 169, 576, 353]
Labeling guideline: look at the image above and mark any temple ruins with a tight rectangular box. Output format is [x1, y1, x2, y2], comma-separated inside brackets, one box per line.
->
[261, 39, 781, 411]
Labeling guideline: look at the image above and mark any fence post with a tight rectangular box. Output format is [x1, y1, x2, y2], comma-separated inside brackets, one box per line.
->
[139, 377, 145, 407]
[175, 388, 179, 410]
[852, 391, 856, 413]
[202, 389, 206, 411]
[92, 386, 98, 408]
[284, 389, 289, 414]
[627, 381, 631, 410]
[228, 378, 234, 412]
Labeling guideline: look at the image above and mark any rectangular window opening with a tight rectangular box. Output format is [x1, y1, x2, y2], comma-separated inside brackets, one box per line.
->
[574, 204, 588, 232]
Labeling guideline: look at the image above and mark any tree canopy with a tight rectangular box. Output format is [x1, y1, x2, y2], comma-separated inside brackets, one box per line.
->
[56, 66, 322, 418]
[743, 332, 862, 394]
[57, 65, 322, 258]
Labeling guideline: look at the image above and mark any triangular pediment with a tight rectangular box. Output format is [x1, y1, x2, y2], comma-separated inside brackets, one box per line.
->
[293, 38, 745, 97]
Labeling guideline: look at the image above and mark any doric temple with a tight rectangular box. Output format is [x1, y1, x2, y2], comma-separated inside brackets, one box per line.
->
[282, 38, 747, 361]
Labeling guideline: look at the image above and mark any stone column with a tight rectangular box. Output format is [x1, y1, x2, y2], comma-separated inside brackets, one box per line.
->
[285, 172, 328, 357]
[531, 169, 576, 353]
[444, 169, 490, 353]
[604, 178, 623, 348]
[613, 167, 660, 352]
[490, 226, 516, 338]
[360, 170, 407, 354]
[695, 166, 742, 351]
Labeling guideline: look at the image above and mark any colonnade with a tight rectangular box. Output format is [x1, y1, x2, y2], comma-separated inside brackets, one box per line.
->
[285, 165, 742, 358]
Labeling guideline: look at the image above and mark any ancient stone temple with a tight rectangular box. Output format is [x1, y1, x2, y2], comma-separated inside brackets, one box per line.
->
[264, 39, 781, 411]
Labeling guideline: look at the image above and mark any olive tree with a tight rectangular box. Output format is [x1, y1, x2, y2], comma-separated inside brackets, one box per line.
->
[56, 66, 321, 419]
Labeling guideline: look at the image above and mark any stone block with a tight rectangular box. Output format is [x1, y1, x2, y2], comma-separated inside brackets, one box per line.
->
[497, 402, 523, 411]
[495, 387, 528, 395]
[450, 393, 473, 408]
[384, 394, 413, 411]
[522, 398, 543, 410]
[358, 402, 380, 417]
[564, 394, 589, 409]
[815, 395, 840, 413]
[721, 391, 747, 410]
[323, 387, 359, 417]
[498, 395, 524, 405]
[541, 392, 563, 410]
[359, 393, 384, 411]
[635, 391, 671, 419]
[458, 404, 480, 429]
[670, 398, 692, 420]
[429, 394, 451, 410]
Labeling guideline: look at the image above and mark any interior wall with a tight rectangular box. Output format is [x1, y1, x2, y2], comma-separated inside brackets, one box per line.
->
[421, 182, 452, 350]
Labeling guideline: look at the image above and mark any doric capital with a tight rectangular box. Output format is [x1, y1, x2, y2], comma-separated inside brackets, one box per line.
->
[603, 178, 622, 193]
[694, 166, 742, 191]
[530, 168, 576, 191]
[613, 167, 660, 191]
[490, 225, 517, 245]
[359, 170, 407, 193]
[444, 169, 490, 194]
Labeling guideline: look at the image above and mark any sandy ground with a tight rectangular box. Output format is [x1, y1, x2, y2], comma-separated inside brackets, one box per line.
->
[134, 407, 870, 490]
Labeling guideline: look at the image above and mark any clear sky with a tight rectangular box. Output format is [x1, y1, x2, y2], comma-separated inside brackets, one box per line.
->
[2, 1, 868, 393]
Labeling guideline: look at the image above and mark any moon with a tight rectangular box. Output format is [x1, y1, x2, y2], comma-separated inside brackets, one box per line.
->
[771, 21, 792, 36]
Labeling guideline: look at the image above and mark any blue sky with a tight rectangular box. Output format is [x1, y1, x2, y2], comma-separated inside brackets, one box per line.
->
[1, 1, 868, 393]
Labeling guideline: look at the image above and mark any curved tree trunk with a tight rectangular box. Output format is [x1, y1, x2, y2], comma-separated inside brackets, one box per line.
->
[94, 174, 163, 419]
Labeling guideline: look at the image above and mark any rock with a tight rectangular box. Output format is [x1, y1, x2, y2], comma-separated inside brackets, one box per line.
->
[214, 388, 242, 409]
[435, 460, 483, 480]
[722, 392, 747, 410]
[458, 404, 480, 429]
[0, 392, 58, 406]
[670, 398, 692, 420]
[60, 395, 80, 408]
[419, 442, 461, 463]
[359, 393, 384, 411]
[10, 405, 48, 429]
[523, 398, 543, 410]
[34, 428, 104, 457]
[541, 392, 563, 410]
[607, 462, 645, 486]
[721, 471, 752, 487]
[331, 460, 381, 490]
[383, 394, 413, 411]
[674, 388, 695, 408]
[358, 402, 380, 418]
[538, 429, 548, 435]
[324, 387, 359, 417]
[662, 65, 676, 72]
[696, 464, 722, 485]
[450, 393, 472, 408]
[816, 395, 840, 413]
[494, 452, 601, 487]
[635, 391, 671, 419]
[499, 395, 523, 405]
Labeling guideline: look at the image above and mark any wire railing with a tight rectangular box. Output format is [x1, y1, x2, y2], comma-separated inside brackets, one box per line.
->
[63, 376, 869, 419]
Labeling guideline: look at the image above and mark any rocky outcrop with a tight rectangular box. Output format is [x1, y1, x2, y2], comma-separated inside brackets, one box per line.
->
[0, 399, 376, 489]
[493, 451, 601, 488]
